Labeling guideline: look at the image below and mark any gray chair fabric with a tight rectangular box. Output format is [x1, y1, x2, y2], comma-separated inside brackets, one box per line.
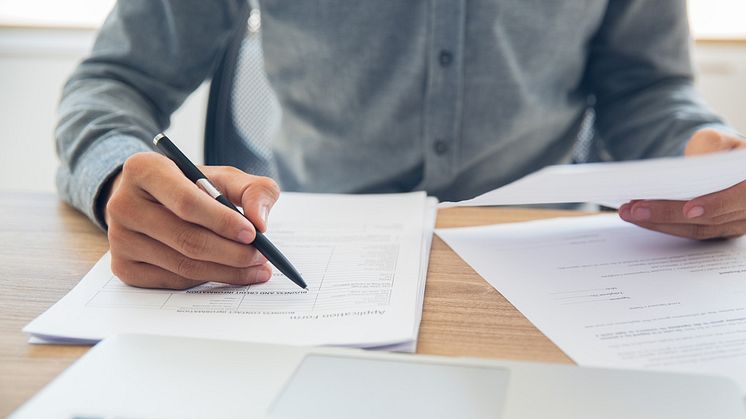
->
[204, 3, 279, 178]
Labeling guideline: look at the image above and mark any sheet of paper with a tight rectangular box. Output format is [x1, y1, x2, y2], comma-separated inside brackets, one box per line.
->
[440, 148, 746, 208]
[437, 215, 746, 393]
[26, 192, 436, 349]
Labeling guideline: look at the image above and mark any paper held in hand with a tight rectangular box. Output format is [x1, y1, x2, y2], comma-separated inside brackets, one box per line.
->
[25, 192, 437, 351]
[437, 215, 746, 394]
[439, 148, 746, 208]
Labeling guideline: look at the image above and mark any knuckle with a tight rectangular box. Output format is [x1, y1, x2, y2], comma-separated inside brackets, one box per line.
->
[111, 258, 134, 284]
[264, 177, 281, 197]
[247, 248, 266, 266]
[175, 228, 208, 258]
[249, 177, 280, 199]
[122, 152, 155, 178]
[691, 225, 717, 240]
[226, 248, 259, 269]
[174, 256, 201, 280]
[711, 199, 730, 216]
[223, 165, 244, 177]
[715, 212, 744, 224]
[206, 165, 243, 179]
[105, 193, 125, 221]
[105, 189, 137, 222]
[107, 224, 127, 247]
[656, 204, 679, 222]
[234, 268, 252, 284]
[170, 189, 196, 219]
[217, 210, 238, 234]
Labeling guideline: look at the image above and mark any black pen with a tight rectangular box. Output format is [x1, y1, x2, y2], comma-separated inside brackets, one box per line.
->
[153, 133, 307, 290]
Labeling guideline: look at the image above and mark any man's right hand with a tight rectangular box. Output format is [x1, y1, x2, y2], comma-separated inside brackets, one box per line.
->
[104, 152, 280, 290]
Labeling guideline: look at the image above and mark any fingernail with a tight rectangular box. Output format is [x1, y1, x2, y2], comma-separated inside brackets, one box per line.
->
[632, 207, 651, 221]
[257, 268, 272, 283]
[237, 229, 254, 244]
[260, 204, 269, 226]
[619, 205, 630, 220]
[686, 206, 705, 219]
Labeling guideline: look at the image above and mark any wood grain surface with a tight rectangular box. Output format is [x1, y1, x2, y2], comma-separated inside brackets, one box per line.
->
[0, 192, 595, 416]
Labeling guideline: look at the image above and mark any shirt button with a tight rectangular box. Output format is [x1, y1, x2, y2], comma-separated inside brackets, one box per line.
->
[433, 140, 449, 155]
[438, 50, 453, 67]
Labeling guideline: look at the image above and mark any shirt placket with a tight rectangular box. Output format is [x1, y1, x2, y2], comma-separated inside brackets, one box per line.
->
[421, 0, 466, 191]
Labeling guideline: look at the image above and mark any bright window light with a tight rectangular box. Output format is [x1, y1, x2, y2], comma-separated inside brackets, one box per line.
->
[688, 0, 746, 40]
[0, 0, 115, 28]
[0, 0, 744, 41]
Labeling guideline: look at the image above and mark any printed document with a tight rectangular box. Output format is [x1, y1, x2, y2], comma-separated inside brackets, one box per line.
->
[437, 215, 746, 392]
[440, 148, 746, 208]
[26, 192, 436, 349]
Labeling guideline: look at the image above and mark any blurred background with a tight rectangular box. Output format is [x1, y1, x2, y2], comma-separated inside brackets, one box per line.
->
[0, 0, 744, 193]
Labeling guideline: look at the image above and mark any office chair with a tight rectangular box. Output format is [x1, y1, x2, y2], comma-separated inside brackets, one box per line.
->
[204, 2, 280, 178]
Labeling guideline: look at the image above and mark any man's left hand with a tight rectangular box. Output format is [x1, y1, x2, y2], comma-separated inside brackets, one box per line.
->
[619, 128, 746, 240]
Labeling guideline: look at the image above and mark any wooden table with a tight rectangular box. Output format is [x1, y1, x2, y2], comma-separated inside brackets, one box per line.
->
[0, 192, 592, 416]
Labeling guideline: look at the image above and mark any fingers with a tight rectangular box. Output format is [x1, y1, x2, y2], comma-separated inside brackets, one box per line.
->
[619, 197, 746, 240]
[120, 152, 258, 244]
[112, 259, 273, 290]
[683, 181, 746, 221]
[685, 128, 746, 156]
[618, 129, 746, 241]
[204, 166, 280, 232]
[110, 225, 272, 287]
[619, 181, 746, 226]
[106, 152, 283, 290]
[620, 200, 688, 224]
[112, 197, 267, 269]
[111, 259, 205, 290]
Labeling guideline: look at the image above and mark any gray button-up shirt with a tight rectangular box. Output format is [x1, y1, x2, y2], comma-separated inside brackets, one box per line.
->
[56, 0, 729, 228]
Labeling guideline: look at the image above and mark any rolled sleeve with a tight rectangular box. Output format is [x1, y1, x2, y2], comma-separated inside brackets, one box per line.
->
[586, 1, 732, 161]
[56, 135, 151, 230]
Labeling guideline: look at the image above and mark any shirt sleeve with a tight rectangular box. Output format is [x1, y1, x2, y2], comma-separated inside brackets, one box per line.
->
[584, 0, 738, 161]
[55, 0, 249, 229]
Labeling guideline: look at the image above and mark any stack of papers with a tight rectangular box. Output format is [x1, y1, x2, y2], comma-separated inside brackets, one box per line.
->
[437, 215, 746, 394]
[26, 192, 437, 351]
[440, 148, 746, 208]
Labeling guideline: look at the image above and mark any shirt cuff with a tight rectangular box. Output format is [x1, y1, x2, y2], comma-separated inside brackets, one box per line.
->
[60, 134, 152, 230]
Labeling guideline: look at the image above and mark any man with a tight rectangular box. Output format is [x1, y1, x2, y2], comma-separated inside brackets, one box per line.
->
[56, 1, 746, 290]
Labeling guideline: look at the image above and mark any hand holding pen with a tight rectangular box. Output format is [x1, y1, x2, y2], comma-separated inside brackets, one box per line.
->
[102, 135, 305, 290]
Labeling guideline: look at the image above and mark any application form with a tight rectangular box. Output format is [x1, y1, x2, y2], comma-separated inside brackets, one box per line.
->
[437, 215, 746, 392]
[440, 148, 746, 208]
[26, 192, 436, 349]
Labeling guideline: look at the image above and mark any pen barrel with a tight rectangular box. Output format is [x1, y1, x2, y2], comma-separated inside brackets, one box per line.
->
[216, 194, 241, 213]
[253, 232, 306, 288]
[154, 133, 305, 289]
[154, 134, 206, 183]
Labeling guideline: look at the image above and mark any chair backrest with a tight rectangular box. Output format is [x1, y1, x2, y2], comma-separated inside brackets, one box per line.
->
[204, 2, 280, 177]
[204, 3, 598, 178]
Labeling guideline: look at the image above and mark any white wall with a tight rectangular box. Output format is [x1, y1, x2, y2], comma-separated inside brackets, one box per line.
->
[0, 26, 745, 193]
[692, 43, 746, 133]
[0, 27, 207, 193]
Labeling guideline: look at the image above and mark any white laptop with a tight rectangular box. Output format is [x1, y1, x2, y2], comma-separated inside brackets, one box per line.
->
[11, 334, 745, 419]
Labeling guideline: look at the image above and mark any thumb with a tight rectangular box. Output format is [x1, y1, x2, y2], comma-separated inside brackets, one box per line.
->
[685, 128, 746, 156]
[240, 177, 280, 232]
[201, 166, 280, 234]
